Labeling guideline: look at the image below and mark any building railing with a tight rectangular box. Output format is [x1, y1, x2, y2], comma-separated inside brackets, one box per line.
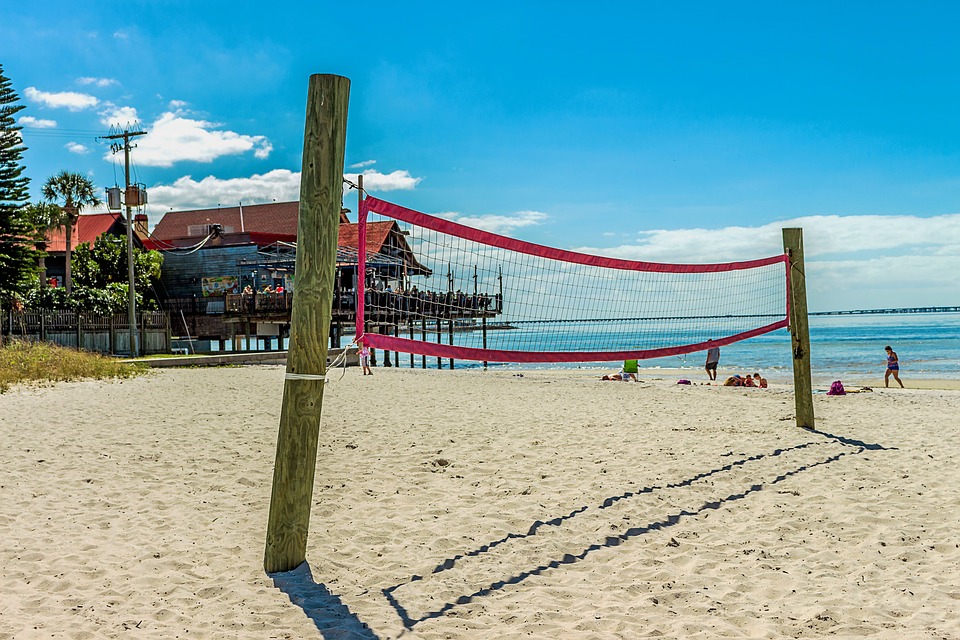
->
[362, 289, 502, 321]
[214, 290, 502, 321]
[224, 293, 295, 314]
[1, 309, 171, 356]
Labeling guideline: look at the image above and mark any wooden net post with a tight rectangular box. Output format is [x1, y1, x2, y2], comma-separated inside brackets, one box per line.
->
[264, 74, 350, 573]
[782, 228, 815, 429]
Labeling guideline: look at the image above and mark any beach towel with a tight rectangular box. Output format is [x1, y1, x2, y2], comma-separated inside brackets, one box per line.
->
[677, 379, 691, 385]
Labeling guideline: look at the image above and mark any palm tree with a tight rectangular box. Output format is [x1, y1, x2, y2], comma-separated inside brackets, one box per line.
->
[41, 171, 102, 295]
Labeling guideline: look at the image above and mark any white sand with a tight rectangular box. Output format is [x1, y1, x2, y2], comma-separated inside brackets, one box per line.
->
[2, 365, 959, 639]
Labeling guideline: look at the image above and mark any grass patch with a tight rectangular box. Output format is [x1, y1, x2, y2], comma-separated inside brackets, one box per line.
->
[0, 340, 146, 393]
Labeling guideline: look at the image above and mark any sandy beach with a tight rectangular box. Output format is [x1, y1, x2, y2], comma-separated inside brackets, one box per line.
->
[2, 365, 959, 638]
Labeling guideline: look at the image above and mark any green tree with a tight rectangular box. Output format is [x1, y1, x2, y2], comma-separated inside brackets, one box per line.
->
[67, 234, 163, 313]
[41, 171, 102, 296]
[0, 64, 41, 304]
[22, 233, 164, 314]
[74, 232, 163, 287]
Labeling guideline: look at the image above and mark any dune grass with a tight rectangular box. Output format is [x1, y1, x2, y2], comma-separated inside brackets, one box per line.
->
[0, 340, 146, 393]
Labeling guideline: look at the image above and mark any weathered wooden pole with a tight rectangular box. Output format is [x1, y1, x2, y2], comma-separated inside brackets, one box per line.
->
[782, 228, 815, 429]
[448, 318, 455, 369]
[482, 315, 488, 371]
[436, 319, 442, 369]
[393, 324, 400, 367]
[421, 318, 427, 369]
[264, 74, 350, 573]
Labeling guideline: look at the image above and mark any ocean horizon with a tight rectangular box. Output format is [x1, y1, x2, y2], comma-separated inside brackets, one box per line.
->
[480, 311, 960, 383]
[471, 311, 960, 382]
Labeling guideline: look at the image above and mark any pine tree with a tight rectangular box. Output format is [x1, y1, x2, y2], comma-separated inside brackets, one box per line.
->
[0, 64, 40, 303]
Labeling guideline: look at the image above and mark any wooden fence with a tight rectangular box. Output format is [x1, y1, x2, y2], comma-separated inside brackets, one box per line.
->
[1, 309, 171, 356]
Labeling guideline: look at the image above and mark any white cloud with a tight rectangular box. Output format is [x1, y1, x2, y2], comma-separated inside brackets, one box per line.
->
[168, 100, 188, 110]
[811, 254, 960, 291]
[113, 30, 130, 40]
[576, 213, 960, 311]
[65, 142, 90, 154]
[147, 169, 302, 212]
[149, 165, 428, 214]
[437, 210, 549, 235]
[253, 141, 273, 159]
[784, 213, 960, 256]
[77, 77, 118, 88]
[18, 116, 57, 128]
[100, 105, 139, 126]
[349, 159, 377, 169]
[24, 87, 98, 111]
[580, 213, 960, 264]
[344, 169, 422, 191]
[120, 111, 272, 167]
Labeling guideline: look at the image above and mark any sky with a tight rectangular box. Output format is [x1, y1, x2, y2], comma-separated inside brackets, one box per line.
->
[2, 0, 960, 312]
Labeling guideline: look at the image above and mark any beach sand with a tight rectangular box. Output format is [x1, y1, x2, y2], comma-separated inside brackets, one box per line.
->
[2, 365, 959, 638]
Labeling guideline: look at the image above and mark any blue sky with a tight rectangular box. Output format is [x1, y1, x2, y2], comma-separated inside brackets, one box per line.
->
[3, 1, 960, 312]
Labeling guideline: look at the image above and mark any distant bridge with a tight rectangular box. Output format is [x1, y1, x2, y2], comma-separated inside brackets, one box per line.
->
[811, 306, 960, 316]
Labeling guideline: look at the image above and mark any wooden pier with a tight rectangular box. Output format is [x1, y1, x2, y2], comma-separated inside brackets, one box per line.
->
[811, 306, 960, 315]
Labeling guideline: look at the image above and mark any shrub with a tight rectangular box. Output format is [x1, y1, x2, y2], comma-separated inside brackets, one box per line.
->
[0, 339, 145, 393]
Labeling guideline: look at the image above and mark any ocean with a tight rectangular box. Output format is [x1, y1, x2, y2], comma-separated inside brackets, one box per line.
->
[480, 312, 960, 382]
[212, 312, 960, 383]
[385, 312, 960, 382]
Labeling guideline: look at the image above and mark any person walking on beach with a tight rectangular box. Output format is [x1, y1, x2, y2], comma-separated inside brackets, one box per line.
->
[704, 341, 720, 381]
[359, 342, 373, 376]
[884, 345, 904, 388]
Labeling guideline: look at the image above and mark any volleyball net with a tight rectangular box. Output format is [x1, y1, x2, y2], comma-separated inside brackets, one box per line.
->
[355, 196, 789, 364]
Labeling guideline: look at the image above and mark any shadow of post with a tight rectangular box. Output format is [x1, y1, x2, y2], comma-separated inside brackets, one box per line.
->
[383, 429, 892, 630]
[270, 561, 381, 639]
[801, 426, 896, 451]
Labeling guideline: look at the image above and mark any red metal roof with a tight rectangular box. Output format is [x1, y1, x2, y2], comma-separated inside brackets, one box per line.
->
[44, 212, 124, 253]
[147, 200, 429, 272]
[339, 221, 430, 275]
[140, 231, 295, 251]
[337, 221, 395, 254]
[151, 201, 352, 242]
[152, 202, 300, 241]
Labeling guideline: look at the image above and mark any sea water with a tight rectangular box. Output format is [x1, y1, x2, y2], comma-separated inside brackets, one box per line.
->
[443, 312, 960, 382]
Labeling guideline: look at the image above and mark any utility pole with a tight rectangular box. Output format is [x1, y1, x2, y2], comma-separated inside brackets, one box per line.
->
[103, 125, 147, 357]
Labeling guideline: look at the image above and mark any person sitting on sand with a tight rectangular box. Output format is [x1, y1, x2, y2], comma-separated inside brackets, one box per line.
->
[601, 370, 636, 381]
[753, 373, 768, 388]
[742, 373, 756, 387]
[723, 375, 741, 386]
[600, 367, 639, 382]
